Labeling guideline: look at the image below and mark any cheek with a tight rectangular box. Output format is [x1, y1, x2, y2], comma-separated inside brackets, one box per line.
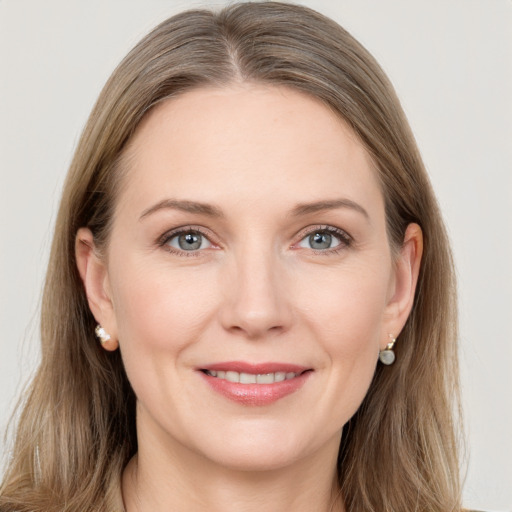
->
[108, 259, 222, 414]
[109, 258, 219, 354]
[293, 261, 390, 407]
[295, 260, 391, 345]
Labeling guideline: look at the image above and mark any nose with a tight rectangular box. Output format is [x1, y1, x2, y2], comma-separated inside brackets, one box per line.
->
[219, 246, 293, 340]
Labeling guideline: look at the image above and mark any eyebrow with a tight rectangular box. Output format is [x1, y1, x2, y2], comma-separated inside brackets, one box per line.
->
[290, 199, 370, 219]
[139, 199, 224, 221]
[139, 197, 369, 222]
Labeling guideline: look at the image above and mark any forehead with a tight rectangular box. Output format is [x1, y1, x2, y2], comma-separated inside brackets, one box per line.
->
[118, 84, 383, 218]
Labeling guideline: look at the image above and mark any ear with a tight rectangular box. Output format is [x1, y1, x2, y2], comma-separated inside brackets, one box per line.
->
[75, 228, 119, 351]
[382, 223, 423, 348]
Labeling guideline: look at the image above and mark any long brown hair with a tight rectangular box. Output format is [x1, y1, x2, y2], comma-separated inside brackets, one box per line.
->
[0, 3, 462, 511]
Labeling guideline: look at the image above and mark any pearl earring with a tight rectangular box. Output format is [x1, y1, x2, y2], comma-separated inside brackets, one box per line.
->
[379, 334, 396, 365]
[95, 325, 111, 344]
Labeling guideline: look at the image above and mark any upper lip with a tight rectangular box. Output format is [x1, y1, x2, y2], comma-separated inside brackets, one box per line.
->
[199, 361, 310, 374]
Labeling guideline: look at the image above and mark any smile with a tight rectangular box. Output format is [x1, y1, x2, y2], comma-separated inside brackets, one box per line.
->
[203, 370, 301, 384]
[198, 362, 312, 406]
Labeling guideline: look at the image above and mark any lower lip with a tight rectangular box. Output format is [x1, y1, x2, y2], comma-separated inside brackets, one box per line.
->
[199, 371, 312, 406]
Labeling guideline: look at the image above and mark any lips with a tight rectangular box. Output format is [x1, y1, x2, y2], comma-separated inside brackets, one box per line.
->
[198, 361, 312, 406]
[204, 369, 300, 384]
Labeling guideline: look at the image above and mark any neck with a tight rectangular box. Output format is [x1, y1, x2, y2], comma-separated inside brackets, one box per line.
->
[122, 429, 344, 512]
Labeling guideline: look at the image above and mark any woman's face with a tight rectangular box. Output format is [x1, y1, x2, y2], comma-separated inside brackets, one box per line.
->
[85, 85, 418, 471]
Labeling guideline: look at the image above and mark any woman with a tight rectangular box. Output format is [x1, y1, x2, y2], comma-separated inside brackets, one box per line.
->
[0, 2, 467, 511]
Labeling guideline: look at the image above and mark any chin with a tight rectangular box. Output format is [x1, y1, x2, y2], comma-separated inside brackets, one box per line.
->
[188, 420, 335, 473]
[205, 445, 307, 473]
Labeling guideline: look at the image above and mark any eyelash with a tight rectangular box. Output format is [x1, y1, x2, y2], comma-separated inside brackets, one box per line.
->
[158, 224, 352, 257]
[298, 225, 352, 253]
[158, 225, 215, 257]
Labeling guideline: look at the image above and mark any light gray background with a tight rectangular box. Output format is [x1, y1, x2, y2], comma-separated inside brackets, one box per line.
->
[0, 1, 511, 509]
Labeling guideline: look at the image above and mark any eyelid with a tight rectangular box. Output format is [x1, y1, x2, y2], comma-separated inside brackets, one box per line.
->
[156, 224, 352, 256]
[292, 224, 353, 251]
[157, 225, 220, 253]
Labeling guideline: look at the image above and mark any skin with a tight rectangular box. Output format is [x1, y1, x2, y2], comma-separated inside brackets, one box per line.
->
[76, 84, 422, 512]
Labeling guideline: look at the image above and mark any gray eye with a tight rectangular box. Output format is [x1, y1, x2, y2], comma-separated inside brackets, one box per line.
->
[179, 232, 202, 250]
[168, 231, 211, 251]
[309, 232, 332, 250]
[297, 230, 342, 250]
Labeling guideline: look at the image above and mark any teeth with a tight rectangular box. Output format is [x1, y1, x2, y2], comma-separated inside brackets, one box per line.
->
[206, 370, 300, 384]
[239, 372, 257, 384]
[274, 372, 286, 382]
[226, 371, 239, 383]
[256, 373, 274, 384]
